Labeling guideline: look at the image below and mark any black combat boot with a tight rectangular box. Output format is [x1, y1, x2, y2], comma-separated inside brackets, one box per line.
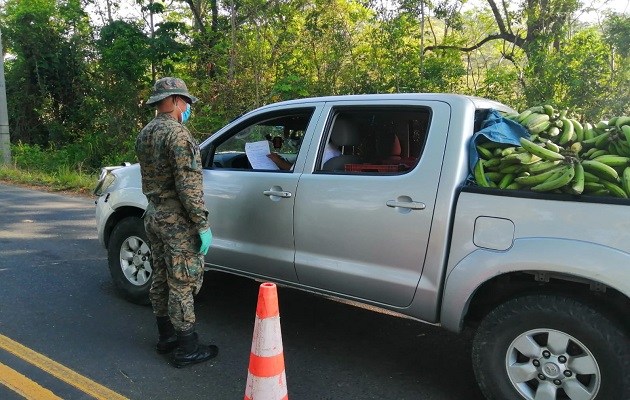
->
[156, 316, 178, 354]
[172, 327, 219, 368]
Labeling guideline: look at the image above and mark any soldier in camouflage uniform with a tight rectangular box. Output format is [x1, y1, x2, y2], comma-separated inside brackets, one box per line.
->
[135, 77, 218, 368]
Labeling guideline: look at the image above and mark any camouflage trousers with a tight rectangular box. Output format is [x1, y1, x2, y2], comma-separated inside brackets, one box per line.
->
[144, 201, 204, 332]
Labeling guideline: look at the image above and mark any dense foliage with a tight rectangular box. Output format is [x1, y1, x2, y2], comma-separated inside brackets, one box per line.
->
[0, 0, 628, 173]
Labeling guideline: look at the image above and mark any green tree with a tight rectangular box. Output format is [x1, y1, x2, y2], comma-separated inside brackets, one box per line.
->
[2, 0, 93, 146]
[602, 13, 630, 117]
[424, 0, 582, 104]
[91, 20, 152, 166]
[1, 0, 629, 175]
[545, 28, 610, 119]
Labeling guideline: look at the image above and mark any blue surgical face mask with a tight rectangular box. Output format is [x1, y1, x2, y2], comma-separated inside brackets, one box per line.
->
[180, 103, 191, 124]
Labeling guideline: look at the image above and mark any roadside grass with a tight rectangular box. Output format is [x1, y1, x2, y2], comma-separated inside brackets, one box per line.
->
[0, 164, 98, 196]
[1, 142, 105, 196]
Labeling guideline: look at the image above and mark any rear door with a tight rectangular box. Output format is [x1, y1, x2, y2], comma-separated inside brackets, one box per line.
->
[294, 100, 451, 307]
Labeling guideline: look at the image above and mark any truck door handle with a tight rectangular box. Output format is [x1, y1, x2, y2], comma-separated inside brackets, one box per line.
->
[263, 190, 292, 198]
[386, 200, 426, 210]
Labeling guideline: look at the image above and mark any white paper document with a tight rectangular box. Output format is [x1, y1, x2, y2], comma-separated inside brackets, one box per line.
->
[245, 140, 280, 170]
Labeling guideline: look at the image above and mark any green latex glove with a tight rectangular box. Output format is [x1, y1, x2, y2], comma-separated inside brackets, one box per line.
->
[199, 228, 212, 255]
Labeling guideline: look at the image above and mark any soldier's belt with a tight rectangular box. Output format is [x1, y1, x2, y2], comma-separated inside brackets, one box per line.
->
[149, 197, 182, 208]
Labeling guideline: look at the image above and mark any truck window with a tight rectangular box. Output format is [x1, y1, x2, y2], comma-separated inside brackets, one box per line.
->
[317, 107, 429, 174]
[206, 109, 314, 171]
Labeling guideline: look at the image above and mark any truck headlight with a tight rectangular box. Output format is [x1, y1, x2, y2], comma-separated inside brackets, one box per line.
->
[93, 170, 116, 196]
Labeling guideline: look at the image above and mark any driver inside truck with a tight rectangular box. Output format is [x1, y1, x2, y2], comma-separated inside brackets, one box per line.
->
[267, 141, 341, 170]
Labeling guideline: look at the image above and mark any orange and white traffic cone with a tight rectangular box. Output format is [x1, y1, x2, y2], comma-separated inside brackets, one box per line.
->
[244, 282, 288, 400]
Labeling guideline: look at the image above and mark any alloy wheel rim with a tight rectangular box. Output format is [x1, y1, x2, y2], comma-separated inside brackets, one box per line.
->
[505, 328, 600, 400]
[119, 236, 152, 286]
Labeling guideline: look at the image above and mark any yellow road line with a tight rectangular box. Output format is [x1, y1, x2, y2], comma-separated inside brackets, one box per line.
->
[0, 334, 128, 400]
[0, 362, 62, 400]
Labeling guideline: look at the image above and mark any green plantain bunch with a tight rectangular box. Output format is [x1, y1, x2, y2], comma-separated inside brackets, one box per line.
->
[474, 105, 630, 198]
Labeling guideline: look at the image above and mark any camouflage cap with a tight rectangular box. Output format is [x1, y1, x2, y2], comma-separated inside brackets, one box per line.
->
[146, 77, 198, 105]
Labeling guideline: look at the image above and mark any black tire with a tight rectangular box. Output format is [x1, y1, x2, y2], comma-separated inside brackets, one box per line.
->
[107, 216, 152, 305]
[472, 294, 630, 400]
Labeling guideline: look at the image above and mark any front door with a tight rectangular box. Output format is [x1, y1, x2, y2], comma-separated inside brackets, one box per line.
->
[201, 105, 322, 282]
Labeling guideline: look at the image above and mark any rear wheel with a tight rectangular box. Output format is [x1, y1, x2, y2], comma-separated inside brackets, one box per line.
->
[107, 216, 152, 305]
[472, 294, 630, 400]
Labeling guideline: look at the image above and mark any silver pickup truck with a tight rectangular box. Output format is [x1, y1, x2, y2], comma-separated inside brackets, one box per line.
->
[94, 93, 630, 400]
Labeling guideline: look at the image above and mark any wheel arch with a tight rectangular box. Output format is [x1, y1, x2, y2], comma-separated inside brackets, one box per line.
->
[104, 206, 145, 249]
[463, 272, 630, 332]
[440, 238, 630, 333]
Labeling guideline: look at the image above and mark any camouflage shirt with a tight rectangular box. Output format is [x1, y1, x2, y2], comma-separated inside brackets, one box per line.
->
[135, 113, 209, 232]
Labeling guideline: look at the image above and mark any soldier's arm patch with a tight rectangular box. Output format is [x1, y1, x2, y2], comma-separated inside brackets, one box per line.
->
[188, 140, 198, 170]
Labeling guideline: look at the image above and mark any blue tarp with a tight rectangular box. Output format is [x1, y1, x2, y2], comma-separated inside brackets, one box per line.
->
[468, 109, 530, 176]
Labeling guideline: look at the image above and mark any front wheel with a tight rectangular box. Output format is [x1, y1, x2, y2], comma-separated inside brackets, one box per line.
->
[472, 294, 630, 400]
[107, 216, 152, 305]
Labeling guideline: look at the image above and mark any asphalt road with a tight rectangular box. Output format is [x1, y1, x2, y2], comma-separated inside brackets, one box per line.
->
[0, 183, 485, 400]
